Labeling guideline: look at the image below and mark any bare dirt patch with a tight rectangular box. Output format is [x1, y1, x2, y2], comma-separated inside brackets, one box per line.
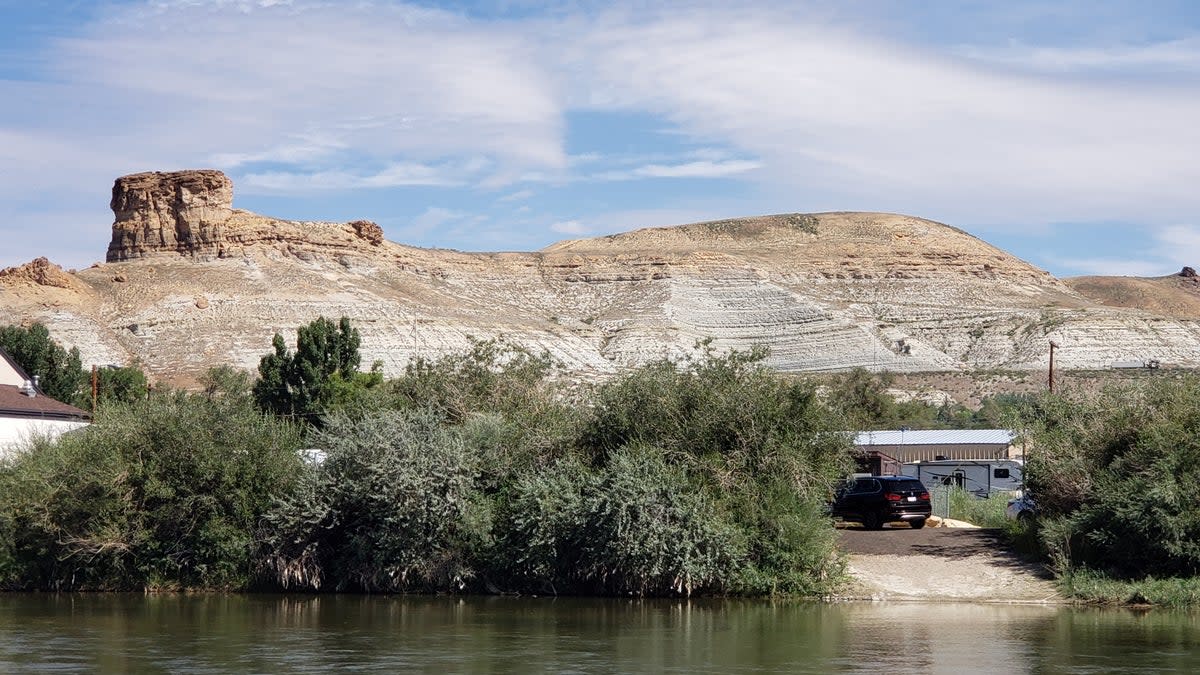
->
[836, 527, 1061, 604]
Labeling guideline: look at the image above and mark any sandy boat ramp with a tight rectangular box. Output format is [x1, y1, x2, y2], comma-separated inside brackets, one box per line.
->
[836, 523, 1061, 603]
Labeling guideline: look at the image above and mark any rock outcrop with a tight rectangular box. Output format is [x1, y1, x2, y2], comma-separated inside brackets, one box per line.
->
[0, 257, 80, 289]
[107, 170, 234, 261]
[105, 169, 386, 262]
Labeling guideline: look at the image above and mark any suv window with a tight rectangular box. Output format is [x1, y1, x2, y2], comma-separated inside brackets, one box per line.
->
[851, 478, 879, 494]
[889, 479, 926, 492]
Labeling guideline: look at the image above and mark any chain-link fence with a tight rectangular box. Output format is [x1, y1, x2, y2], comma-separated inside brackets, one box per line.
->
[928, 484, 952, 520]
[927, 484, 1014, 527]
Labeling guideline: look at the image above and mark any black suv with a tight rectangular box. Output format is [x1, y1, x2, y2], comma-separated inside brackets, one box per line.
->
[831, 476, 932, 529]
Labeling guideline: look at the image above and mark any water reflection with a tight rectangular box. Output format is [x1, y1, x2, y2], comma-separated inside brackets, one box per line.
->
[0, 595, 1195, 673]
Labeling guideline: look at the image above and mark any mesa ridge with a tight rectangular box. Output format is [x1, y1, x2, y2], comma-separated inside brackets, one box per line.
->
[2, 169, 1199, 386]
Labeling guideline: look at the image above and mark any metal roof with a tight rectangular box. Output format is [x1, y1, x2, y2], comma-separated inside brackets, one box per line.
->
[854, 429, 1014, 446]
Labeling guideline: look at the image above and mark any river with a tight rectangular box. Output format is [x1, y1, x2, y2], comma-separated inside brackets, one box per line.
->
[0, 595, 1196, 673]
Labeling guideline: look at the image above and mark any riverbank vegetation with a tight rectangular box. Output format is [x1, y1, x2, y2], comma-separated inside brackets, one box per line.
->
[0, 322, 857, 596]
[1015, 374, 1200, 606]
[6, 317, 1200, 603]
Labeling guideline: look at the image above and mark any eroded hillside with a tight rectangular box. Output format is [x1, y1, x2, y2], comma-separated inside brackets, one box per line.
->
[2, 169, 1199, 385]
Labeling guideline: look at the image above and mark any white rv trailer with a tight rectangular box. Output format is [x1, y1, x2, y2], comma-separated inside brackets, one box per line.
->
[901, 459, 1023, 497]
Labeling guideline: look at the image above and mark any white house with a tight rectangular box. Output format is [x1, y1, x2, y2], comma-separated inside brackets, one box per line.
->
[0, 348, 90, 456]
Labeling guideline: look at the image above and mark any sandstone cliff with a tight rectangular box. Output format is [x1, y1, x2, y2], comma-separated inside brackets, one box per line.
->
[3, 169, 1199, 385]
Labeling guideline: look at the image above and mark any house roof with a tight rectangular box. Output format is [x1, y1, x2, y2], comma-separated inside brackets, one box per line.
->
[854, 429, 1014, 446]
[0, 384, 90, 421]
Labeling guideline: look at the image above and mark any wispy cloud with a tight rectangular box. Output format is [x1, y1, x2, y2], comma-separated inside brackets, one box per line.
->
[497, 189, 535, 203]
[550, 219, 590, 235]
[955, 37, 1200, 74]
[2, 1, 1199, 274]
[598, 159, 762, 180]
[243, 161, 465, 192]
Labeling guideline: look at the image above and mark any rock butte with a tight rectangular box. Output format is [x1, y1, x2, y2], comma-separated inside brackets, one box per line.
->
[2, 169, 1199, 386]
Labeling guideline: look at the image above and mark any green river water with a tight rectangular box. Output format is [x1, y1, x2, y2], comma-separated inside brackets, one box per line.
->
[0, 594, 1196, 673]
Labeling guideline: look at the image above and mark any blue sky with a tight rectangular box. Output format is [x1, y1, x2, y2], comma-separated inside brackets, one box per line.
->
[1, 1, 1198, 277]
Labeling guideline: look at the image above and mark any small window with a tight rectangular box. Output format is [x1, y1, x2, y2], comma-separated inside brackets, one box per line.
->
[994, 468, 1010, 479]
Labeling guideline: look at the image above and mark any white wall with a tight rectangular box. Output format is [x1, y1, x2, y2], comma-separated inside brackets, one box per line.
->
[0, 417, 90, 457]
[0, 358, 25, 386]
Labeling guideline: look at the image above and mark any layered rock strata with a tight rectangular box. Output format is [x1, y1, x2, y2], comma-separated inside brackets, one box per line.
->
[0, 169, 1198, 386]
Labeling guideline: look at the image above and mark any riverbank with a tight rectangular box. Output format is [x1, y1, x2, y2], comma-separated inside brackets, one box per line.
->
[834, 527, 1062, 603]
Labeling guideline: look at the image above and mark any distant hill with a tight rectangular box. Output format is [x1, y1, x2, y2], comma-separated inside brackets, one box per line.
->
[1065, 269, 1200, 320]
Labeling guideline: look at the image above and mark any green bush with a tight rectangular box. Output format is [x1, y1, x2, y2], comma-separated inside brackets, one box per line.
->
[1059, 568, 1200, 607]
[581, 345, 851, 595]
[946, 488, 1010, 529]
[1019, 375, 1200, 579]
[0, 383, 304, 590]
[388, 339, 582, 468]
[577, 445, 748, 595]
[584, 343, 850, 497]
[262, 409, 489, 592]
[493, 446, 748, 596]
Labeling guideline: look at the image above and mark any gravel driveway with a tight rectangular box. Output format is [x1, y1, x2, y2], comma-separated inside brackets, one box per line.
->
[836, 527, 1062, 604]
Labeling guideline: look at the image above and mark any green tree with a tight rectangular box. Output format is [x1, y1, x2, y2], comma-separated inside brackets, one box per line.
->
[0, 323, 86, 405]
[824, 367, 899, 429]
[95, 365, 149, 406]
[253, 316, 376, 423]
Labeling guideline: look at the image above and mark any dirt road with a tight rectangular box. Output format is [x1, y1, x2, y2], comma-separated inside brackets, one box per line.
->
[836, 527, 1062, 603]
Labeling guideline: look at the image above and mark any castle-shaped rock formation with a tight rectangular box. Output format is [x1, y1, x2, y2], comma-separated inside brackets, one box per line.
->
[106, 169, 385, 262]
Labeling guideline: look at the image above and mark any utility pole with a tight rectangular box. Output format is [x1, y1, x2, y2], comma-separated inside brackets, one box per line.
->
[1048, 341, 1059, 394]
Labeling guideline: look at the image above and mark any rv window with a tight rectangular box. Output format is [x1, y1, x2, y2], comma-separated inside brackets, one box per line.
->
[993, 468, 1010, 479]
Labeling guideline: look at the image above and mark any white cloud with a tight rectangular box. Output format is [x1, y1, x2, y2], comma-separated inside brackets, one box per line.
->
[207, 135, 347, 168]
[243, 162, 462, 192]
[592, 159, 762, 181]
[956, 37, 1200, 73]
[1153, 224, 1200, 271]
[497, 189, 535, 203]
[3, 1, 1200, 274]
[550, 219, 590, 235]
[1050, 257, 1167, 278]
[571, 6, 1200, 225]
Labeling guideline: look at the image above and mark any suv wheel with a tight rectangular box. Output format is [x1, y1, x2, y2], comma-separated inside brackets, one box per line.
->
[910, 518, 927, 530]
[863, 511, 883, 530]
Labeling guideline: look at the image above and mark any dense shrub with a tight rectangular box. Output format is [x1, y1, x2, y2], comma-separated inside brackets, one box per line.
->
[1, 338, 858, 597]
[584, 344, 850, 495]
[0, 381, 304, 590]
[494, 446, 747, 596]
[581, 345, 851, 594]
[263, 409, 490, 592]
[1020, 375, 1200, 578]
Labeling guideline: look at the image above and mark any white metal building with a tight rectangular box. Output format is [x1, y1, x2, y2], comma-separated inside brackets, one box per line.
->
[854, 429, 1015, 464]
